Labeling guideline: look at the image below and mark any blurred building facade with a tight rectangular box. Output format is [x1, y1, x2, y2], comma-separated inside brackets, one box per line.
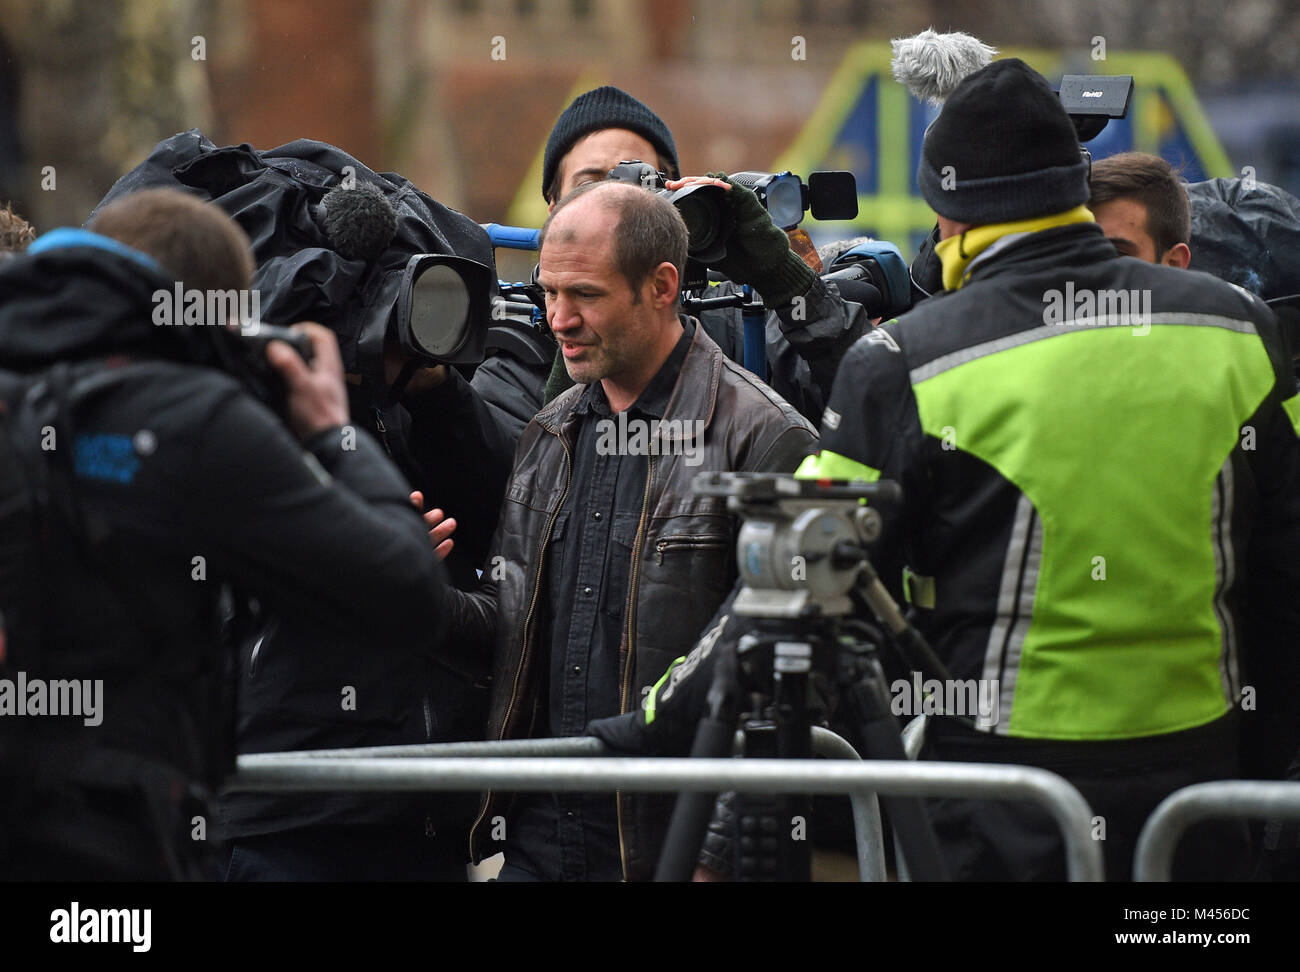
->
[0, 0, 1295, 236]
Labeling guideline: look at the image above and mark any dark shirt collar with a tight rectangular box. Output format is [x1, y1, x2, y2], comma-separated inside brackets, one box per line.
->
[575, 317, 695, 419]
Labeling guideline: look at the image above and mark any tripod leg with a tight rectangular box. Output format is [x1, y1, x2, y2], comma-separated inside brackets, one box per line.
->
[840, 662, 950, 881]
[772, 651, 813, 882]
[654, 640, 740, 882]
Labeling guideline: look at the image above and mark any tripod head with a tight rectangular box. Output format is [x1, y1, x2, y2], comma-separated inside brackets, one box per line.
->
[692, 471, 898, 620]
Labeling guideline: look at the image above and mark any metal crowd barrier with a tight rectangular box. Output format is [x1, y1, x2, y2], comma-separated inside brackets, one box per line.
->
[803, 727, 887, 882]
[231, 735, 1104, 881]
[901, 714, 928, 760]
[1134, 780, 1300, 881]
[241, 728, 888, 881]
[892, 715, 928, 881]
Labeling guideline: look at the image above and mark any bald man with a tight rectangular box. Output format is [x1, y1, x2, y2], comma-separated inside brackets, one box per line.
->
[446, 181, 816, 881]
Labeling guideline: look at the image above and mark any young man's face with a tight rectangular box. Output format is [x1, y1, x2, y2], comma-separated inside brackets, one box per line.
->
[538, 197, 665, 388]
[1092, 196, 1190, 268]
[549, 128, 661, 212]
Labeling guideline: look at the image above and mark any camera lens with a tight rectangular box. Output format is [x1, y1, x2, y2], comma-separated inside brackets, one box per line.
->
[677, 196, 717, 248]
[674, 192, 726, 255]
[765, 177, 803, 230]
[409, 263, 471, 358]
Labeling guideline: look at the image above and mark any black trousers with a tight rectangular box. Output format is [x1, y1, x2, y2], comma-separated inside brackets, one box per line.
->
[920, 714, 1253, 881]
[0, 778, 218, 881]
[222, 823, 468, 882]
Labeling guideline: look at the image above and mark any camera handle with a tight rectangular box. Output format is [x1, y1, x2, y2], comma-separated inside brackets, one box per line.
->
[678, 287, 769, 381]
[740, 285, 768, 381]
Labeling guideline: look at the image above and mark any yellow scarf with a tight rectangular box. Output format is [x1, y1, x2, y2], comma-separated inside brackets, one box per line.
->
[935, 205, 1095, 291]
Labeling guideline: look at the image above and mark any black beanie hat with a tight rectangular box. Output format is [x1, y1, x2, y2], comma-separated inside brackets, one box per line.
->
[541, 86, 679, 200]
[918, 58, 1089, 224]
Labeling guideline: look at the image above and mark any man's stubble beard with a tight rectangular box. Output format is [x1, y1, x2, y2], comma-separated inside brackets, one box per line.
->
[562, 340, 613, 385]
[563, 303, 652, 387]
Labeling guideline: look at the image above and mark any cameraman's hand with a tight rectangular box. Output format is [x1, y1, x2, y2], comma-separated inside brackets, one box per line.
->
[409, 490, 456, 561]
[266, 322, 351, 441]
[664, 175, 732, 192]
[384, 342, 448, 400]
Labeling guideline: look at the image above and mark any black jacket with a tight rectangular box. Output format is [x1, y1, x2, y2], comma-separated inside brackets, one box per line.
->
[217, 368, 505, 839]
[0, 239, 449, 813]
[813, 224, 1300, 746]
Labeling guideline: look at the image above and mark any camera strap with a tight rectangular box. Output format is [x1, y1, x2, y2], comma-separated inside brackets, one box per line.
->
[385, 358, 423, 407]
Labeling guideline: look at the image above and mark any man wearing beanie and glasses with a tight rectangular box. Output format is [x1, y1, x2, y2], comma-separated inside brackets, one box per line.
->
[795, 59, 1300, 879]
[471, 85, 873, 440]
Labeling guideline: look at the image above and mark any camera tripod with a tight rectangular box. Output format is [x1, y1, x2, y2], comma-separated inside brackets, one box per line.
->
[653, 473, 953, 882]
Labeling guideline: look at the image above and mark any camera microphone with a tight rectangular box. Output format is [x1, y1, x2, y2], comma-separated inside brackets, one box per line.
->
[318, 181, 397, 263]
[890, 29, 997, 107]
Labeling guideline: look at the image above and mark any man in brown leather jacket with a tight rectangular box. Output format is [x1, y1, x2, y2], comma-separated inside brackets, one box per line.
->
[446, 180, 816, 880]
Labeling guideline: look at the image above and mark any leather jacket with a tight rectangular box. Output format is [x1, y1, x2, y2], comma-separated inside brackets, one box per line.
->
[448, 322, 817, 879]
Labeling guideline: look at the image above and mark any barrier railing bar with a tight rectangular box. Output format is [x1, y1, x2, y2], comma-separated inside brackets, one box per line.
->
[808, 727, 887, 882]
[240, 737, 609, 761]
[240, 729, 888, 882]
[225, 756, 1102, 881]
[893, 715, 928, 881]
[1134, 780, 1300, 882]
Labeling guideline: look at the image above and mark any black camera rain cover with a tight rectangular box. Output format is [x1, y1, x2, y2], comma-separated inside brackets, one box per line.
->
[90, 129, 498, 388]
[1186, 176, 1300, 301]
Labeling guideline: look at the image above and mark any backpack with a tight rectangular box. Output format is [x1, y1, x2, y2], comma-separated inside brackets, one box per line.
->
[0, 364, 74, 673]
[0, 362, 184, 671]
[0, 360, 238, 793]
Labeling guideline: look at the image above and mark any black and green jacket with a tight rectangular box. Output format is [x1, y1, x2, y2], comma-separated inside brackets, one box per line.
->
[801, 221, 1300, 743]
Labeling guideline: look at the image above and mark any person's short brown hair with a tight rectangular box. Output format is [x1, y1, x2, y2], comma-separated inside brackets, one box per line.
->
[541, 180, 687, 304]
[0, 201, 35, 254]
[1089, 152, 1191, 258]
[88, 188, 254, 293]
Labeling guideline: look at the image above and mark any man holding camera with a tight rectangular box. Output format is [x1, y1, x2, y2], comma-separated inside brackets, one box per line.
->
[472, 85, 871, 439]
[447, 180, 816, 881]
[0, 189, 450, 879]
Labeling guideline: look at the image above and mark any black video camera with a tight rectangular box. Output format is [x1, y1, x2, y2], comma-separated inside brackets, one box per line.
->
[607, 161, 859, 294]
[223, 323, 315, 415]
[1058, 75, 1134, 143]
[607, 161, 735, 266]
[729, 171, 858, 230]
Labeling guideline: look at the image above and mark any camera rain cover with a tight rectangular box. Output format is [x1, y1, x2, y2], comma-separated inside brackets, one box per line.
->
[1185, 176, 1300, 302]
[90, 129, 498, 391]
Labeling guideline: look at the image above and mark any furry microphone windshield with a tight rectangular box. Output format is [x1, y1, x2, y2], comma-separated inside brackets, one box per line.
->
[890, 29, 998, 106]
[320, 181, 398, 263]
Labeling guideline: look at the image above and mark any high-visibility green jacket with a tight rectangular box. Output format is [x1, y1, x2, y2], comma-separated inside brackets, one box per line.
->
[800, 222, 1300, 742]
